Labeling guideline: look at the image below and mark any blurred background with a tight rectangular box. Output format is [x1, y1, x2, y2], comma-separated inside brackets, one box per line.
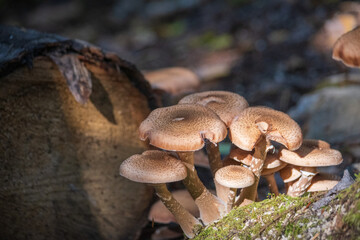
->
[2, 0, 360, 239]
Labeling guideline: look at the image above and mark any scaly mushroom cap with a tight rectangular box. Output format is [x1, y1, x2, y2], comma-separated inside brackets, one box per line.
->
[148, 189, 199, 223]
[279, 165, 302, 183]
[229, 106, 302, 151]
[306, 173, 340, 192]
[119, 150, 187, 184]
[178, 91, 248, 126]
[279, 139, 343, 167]
[144, 67, 200, 95]
[139, 104, 227, 151]
[333, 26, 360, 68]
[215, 165, 255, 188]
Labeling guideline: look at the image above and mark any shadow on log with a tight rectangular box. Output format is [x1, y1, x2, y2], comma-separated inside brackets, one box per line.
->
[0, 26, 157, 240]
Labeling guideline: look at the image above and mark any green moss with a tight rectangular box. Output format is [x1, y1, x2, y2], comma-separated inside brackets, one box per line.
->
[194, 194, 311, 239]
[193, 175, 360, 239]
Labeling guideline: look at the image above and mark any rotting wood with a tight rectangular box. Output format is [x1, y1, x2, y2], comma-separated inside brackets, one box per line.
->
[0, 26, 157, 240]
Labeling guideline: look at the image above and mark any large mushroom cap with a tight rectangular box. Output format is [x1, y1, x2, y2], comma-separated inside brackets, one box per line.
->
[144, 67, 200, 95]
[215, 165, 255, 188]
[119, 150, 187, 184]
[279, 139, 343, 167]
[229, 106, 302, 151]
[178, 91, 248, 126]
[139, 104, 227, 151]
[333, 26, 360, 68]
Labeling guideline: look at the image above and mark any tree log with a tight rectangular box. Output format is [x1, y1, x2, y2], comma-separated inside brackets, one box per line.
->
[0, 26, 156, 240]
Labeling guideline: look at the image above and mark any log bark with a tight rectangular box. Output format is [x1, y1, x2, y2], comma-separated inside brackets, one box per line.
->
[0, 26, 157, 240]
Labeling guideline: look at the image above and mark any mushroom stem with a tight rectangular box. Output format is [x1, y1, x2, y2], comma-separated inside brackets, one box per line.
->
[177, 151, 226, 225]
[263, 173, 279, 196]
[151, 183, 202, 238]
[178, 152, 206, 199]
[204, 141, 230, 203]
[287, 168, 317, 197]
[226, 188, 237, 212]
[205, 141, 222, 176]
[236, 135, 269, 204]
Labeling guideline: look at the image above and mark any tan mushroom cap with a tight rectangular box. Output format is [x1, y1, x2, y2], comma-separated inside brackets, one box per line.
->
[139, 104, 227, 151]
[119, 150, 187, 184]
[279, 139, 343, 167]
[306, 173, 340, 192]
[148, 189, 199, 224]
[333, 26, 360, 68]
[228, 147, 253, 165]
[215, 165, 255, 188]
[178, 91, 249, 126]
[301, 139, 330, 149]
[229, 147, 285, 170]
[279, 165, 302, 183]
[144, 67, 200, 95]
[261, 163, 287, 176]
[229, 106, 303, 151]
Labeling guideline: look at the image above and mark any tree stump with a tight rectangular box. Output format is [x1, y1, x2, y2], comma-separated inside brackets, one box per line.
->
[0, 26, 157, 240]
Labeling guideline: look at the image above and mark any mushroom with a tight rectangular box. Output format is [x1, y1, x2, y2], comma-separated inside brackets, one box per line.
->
[139, 104, 227, 225]
[279, 139, 343, 197]
[306, 173, 340, 192]
[229, 146, 286, 196]
[215, 165, 255, 212]
[178, 91, 248, 202]
[229, 106, 302, 203]
[279, 165, 302, 193]
[119, 150, 202, 238]
[144, 67, 200, 95]
[148, 189, 199, 224]
[333, 26, 360, 68]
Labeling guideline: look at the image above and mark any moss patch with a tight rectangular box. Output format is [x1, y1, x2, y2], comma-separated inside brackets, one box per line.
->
[193, 176, 360, 239]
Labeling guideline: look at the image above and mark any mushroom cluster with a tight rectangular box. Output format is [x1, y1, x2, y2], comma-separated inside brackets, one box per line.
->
[119, 90, 343, 238]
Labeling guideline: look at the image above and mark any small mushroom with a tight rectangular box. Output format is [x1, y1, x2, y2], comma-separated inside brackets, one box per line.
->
[229, 146, 286, 197]
[279, 165, 302, 193]
[215, 165, 255, 212]
[119, 150, 202, 238]
[139, 104, 227, 225]
[279, 139, 343, 197]
[179, 91, 248, 202]
[333, 26, 360, 68]
[229, 107, 302, 203]
[306, 173, 340, 192]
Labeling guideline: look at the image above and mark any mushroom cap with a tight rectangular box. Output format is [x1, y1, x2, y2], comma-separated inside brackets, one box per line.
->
[119, 150, 187, 184]
[279, 165, 302, 183]
[279, 139, 343, 167]
[144, 67, 200, 95]
[228, 147, 253, 165]
[229, 106, 303, 151]
[261, 162, 287, 176]
[148, 189, 199, 224]
[306, 173, 340, 192]
[215, 165, 255, 188]
[301, 139, 330, 149]
[139, 104, 227, 151]
[333, 26, 360, 68]
[178, 91, 248, 126]
[229, 146, 285, 169]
